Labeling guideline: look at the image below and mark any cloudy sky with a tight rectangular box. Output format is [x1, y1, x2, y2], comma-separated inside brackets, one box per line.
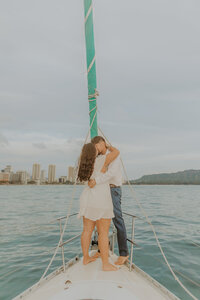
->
[1, 0, 200, 179]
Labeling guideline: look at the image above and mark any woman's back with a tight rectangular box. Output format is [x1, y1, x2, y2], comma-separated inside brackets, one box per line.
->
[77, 154, 114, 221]
[90, 154, 106, 180]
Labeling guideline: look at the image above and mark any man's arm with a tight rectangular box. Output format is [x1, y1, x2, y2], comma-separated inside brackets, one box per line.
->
[103, 145, 119, 168]
[88, 158, 119, 187]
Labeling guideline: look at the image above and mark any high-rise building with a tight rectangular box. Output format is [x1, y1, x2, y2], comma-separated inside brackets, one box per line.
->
[40, 170, 46, 183]
[48, 165, 56, 183]
[32, 163, 41, 181]
[16, 171, 28, 184]
[68, 166, 75, 183]
[10, 173, 20, 183]
[9, 171, 28, 184]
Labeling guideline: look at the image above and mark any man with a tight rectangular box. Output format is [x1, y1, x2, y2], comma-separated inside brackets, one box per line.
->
[88, 136, 129, 265]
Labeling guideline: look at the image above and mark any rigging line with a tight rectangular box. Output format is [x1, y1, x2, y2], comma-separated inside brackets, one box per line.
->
[0, 253, 72, 282]
[125, 205, 200, 233]
[174, 270, 200, 289]
[135, 245, 200, 289]
[2, 225, 58, 239]
[131, 237, 200, 288]
[0, 217, 60, 238]
[0, 245, 62, 281]
[191, 241, 200, 248]
[132, 249, 200, 289]
[39, 155, 79, 281]
[1, 245, 81, 269]
[151, 226, 200, 248]
[135, 225, 200, 245]
[1, 232, 59, 249]
[132, 219, 200, 248]
[39, 113, 96, 281]
[98, 126, 198, 300]
[1, 216, 81, 242]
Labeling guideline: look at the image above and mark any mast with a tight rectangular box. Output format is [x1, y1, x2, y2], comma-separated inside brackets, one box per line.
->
[84, 0, 98, 138]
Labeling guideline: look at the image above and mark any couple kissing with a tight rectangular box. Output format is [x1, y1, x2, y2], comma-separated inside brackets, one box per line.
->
[77, 136, 129, 271]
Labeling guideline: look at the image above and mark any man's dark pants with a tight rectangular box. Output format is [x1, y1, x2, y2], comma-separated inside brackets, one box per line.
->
[110, 186, 129, 257]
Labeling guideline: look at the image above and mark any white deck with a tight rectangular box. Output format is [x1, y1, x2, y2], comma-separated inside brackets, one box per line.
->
[14, 250, 180, 300]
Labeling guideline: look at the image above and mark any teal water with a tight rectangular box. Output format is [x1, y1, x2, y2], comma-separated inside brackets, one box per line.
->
[0, 185, 199, 300]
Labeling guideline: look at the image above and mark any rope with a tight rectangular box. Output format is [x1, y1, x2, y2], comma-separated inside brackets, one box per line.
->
[132, 243, 200, 289]
[133, 217, 200, 248]
[152, 225, 200, 248]
[0, 245, 61, 281]
[88, 89, 99, 100]
[88, 89, 98, 128]
[39, 113, 95, 281]
[98, 126, 198, 300]
[39, 151, 81, 280]
[84, 3, 92, 24]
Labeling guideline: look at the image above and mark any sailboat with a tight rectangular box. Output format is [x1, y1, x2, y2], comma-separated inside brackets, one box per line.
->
[13, 1, 198, 299]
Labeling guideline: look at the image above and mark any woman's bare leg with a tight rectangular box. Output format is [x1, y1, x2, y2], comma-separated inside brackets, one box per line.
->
[91, 250, 101, 259]
[81, 217, 96, 265]
[96, 218, 118, 271]
[91, 225, 101, 259]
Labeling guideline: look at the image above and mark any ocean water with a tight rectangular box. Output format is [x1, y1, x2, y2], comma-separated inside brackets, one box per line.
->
[0, 185, 199, 300]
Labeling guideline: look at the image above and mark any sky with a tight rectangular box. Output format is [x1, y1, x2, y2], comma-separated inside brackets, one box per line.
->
[0, 0, 200, 179]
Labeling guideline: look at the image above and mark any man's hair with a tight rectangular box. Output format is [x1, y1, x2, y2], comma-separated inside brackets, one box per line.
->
[91, 136, 105, 145]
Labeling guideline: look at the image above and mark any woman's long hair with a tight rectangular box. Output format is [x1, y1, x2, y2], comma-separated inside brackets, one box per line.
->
[77, 143, 97, 182]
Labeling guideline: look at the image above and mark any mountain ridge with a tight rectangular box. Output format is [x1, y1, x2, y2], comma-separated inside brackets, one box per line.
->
[130, 169, 200, 185]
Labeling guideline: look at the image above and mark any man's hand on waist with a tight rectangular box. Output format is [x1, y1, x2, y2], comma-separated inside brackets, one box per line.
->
[88, 179, 96, 188]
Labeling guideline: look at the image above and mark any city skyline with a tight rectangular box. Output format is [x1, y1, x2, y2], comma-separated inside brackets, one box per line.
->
[1, 1, 200, 178]
[0, 163, 76, 184]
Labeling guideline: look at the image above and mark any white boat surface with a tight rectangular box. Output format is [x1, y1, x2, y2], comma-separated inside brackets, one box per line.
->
[14, 249, 180, 300]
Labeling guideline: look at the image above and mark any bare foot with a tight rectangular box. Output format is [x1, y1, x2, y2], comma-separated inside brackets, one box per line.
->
[83, 256, 97, 265]
[91, 251, 101, 259]
[114, 255, 129, 265]
[102, 262, 118, 271]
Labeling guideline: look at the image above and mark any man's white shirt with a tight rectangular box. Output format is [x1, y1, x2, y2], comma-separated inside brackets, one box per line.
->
[95, 154, 123, 186]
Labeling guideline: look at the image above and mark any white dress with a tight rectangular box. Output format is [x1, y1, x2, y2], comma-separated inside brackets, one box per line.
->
[77, 155, 114, 221]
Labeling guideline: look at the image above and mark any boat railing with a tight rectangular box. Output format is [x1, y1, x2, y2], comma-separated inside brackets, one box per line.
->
[56, 211, 139, 273]
[122, 212, 139, 271]
[56, 213, 81, 272]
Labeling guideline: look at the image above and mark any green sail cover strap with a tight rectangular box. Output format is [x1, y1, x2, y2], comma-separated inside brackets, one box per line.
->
[84, 0, 98, 139]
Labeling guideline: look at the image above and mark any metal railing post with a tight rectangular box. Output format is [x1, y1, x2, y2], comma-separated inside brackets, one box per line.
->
[59, 219, 66, 272]
[129, 216, 135, 271]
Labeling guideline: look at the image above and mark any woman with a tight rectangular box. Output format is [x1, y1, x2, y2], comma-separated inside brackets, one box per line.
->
[77, 142, 119, 271]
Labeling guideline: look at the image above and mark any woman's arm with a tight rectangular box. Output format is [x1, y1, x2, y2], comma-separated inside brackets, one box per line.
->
[101, 145, 120, 173]
[88, 145, 120, 187]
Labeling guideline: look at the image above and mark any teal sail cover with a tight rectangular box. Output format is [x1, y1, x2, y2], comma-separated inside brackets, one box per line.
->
[84, 0, 98, 138]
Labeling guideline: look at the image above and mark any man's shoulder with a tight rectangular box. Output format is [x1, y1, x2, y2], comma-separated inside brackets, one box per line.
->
[109, 155, 121, 166]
